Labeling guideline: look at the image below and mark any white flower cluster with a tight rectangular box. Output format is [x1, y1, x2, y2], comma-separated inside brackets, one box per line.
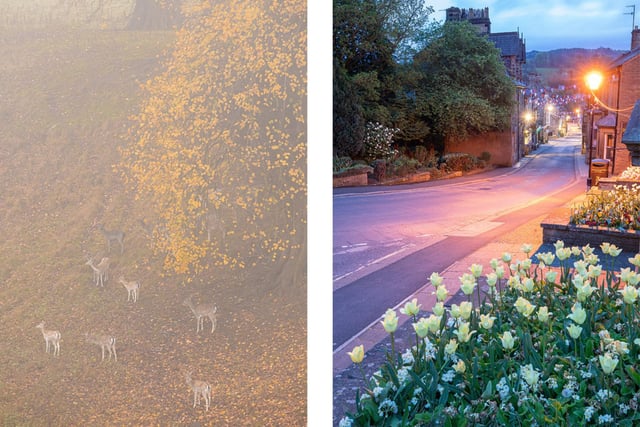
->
[363, 121, 399, 161]
[620, 166, 640, 180]
[496, 376, 510, 400]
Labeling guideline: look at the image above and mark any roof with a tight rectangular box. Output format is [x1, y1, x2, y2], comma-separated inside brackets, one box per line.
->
[608, 47, 640, 69]
[596, 113, 616, 127]
[488, 32, 525, 61]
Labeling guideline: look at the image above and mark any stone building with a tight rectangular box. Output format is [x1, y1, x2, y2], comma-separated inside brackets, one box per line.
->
[445, 7, 526, 81]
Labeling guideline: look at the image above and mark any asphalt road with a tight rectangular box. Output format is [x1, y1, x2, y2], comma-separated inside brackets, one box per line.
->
[333, 134, 587, 350]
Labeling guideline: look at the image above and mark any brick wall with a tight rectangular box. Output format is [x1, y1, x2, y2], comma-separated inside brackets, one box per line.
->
[445, 131, 515, 167]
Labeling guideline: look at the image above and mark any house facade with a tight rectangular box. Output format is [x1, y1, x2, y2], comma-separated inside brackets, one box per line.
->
[592, 27, 640, 175]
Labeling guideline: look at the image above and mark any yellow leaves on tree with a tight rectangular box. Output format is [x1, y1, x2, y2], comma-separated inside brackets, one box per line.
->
[119, 0, 306, 282]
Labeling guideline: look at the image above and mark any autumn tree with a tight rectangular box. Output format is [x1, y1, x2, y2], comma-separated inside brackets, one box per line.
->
[119, 0, 306, 292]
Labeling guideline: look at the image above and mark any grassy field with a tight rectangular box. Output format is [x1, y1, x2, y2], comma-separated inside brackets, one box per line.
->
[0, 29, 306, 426]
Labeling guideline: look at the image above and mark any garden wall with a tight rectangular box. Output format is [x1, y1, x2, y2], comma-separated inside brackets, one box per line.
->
[333, 172, 368, 188]
[444, 131, 514, 167]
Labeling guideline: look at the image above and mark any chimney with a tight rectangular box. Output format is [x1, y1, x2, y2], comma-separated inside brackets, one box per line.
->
[633, 26, 640, 50]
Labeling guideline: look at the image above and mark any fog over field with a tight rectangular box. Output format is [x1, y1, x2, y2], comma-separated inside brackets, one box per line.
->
[0, 1, 307, 425]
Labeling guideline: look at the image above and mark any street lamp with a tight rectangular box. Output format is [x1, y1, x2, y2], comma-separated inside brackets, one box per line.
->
[585, 70, 603, 186]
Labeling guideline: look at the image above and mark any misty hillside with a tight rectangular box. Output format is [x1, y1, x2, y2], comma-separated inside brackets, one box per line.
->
[0, 24, 306, 427]
[525, 48, 625, 87]
[0, 0, 188, 30]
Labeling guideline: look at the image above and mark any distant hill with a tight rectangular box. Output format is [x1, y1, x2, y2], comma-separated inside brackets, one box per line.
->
[524, 48, 625, 88]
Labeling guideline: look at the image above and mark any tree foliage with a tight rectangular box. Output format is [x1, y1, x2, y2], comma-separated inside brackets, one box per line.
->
[413, 22, 514, 146]
[119, 0, 306, 284]
[333, 4, 516, 156]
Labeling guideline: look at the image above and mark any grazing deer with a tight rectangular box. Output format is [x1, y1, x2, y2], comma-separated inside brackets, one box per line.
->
[85, 256, 110, 287]
[118, 276, 140, 303]
[183, 295, 217, 333]
[92, 219, 125, 254]
[35, 321, 61, 357]
[84, 332, 117, 362]
[185, 371, 211, 410]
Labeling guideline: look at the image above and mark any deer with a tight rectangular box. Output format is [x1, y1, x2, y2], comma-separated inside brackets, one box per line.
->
[185, 371, 211, 411]
[182, 295, 217, 333]
[84, 332, 117, 362]
[91, 219, 125, 254]
[118, 276, 140, 303]
[85, 256, 110, 287]
[35, 321, 61, 357]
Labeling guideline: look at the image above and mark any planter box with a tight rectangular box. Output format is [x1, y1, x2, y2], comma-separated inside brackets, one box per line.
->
[598, 178, 640, 191]
[541, 222, 640, 253]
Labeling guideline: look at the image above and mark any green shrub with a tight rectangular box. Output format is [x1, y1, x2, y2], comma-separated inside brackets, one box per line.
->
[439, 152, 480, 172]
[388, 155, 420, 177]
[333, 156, 353, 173]
[415, 145, 438, 168]
[480, 151, 491, 162]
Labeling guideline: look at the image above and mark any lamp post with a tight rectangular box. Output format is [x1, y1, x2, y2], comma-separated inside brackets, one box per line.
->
[585, 71, 603, 187]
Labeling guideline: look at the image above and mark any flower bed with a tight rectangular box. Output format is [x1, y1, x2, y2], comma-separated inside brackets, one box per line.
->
[341, 241, 640, 426]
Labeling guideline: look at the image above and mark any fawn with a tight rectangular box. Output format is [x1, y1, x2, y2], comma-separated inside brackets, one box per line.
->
[35, 321, 61, 357]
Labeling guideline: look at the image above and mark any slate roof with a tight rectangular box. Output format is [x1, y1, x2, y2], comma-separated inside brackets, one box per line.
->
[488, 32, 525, 62]
[596, 113, 616, 127]
[608, 47, 640, 69]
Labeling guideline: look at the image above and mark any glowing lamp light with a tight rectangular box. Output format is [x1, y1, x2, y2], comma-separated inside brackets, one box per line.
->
[524, 112, 532, 122]
[585, 71, 603, 91]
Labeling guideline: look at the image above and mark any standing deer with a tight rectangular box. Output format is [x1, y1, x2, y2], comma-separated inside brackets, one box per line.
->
[185, 371, 211, 411]
[85, 256, 110, 287]
[35, 321, 61, 356]
[118, 276, 140, 303]
[183, 295, 217, 333]
[92, 220, 125, 254]
[84, 332, 117, 362]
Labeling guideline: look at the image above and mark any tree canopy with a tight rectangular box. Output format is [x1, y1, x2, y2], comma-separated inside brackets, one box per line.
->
[333, 2, 516, 157]
[119, 0, 306, 289]
[413, 22, 515, 145]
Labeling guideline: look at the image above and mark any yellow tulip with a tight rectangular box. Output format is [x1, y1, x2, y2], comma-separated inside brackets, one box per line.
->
[453, 359, 466, 374]
[348, 345, 364, 364]
[459, 301, 473, 320]
[599, 353, 619, 374]
[479, 314, 495, 330]
[381, 309, 398, 334]
[400, 298, 421, 317]
[444, 339, 458, 355]
[432, 302, 445, 316]
[567, 323, 583, 340]
[435, 286, 448, 302]
[619, 285, 639, 304]
[537, 306, 551, 323]
[501, 331, 516, 350]
[567, 302, 587, 325]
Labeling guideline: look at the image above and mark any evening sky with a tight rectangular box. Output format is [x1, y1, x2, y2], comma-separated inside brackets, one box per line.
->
[430, 0, 636, 51]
